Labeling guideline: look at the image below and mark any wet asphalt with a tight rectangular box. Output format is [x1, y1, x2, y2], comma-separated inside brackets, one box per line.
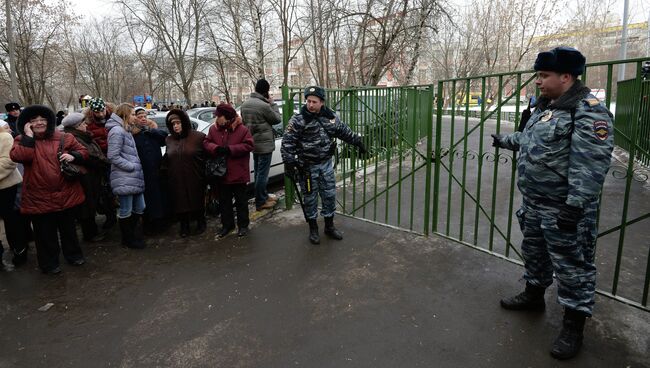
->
[1, 208, 648, 368]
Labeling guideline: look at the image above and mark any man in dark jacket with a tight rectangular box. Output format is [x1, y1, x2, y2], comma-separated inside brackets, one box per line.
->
[281, 86, 366, 245]
[240, 79, 282, 211]
[4, 102, 21, 137]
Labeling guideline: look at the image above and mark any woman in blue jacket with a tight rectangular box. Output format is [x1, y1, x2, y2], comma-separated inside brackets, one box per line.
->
[106, 103, 146, 249]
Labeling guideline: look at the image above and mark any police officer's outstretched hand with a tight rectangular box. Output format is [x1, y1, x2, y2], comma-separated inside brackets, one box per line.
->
[557, 205, 584, 232]
[491, 134, 506, 148]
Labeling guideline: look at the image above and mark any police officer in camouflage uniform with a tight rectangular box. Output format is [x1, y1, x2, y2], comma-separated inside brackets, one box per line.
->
[281, 86, 366, 244]
[492, 47, 614, 360]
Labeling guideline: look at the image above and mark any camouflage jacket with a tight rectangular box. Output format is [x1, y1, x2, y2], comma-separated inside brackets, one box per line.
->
[500, 81, 614, 208]
[281, 105, 361, 165]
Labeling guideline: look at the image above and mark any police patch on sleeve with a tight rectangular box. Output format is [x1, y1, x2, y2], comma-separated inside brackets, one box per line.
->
[593, 121, 608, 141]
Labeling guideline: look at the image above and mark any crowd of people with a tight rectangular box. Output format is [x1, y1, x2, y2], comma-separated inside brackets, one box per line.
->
[0, 79, 293, 275]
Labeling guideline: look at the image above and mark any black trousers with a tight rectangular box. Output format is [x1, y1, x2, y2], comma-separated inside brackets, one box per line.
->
[218, 183, 249, 230]
[0, 184, 28, 256]
[31, 208, 84, 271]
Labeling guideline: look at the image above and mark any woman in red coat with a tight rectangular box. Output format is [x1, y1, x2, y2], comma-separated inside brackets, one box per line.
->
[203, 103, 254, 237]
[10, 105, 89, 274]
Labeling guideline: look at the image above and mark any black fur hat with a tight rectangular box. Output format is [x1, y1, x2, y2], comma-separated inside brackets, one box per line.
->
[17, 105, 56, 136]
[534, 47, 586, 76]
[304, 85, 326, 101]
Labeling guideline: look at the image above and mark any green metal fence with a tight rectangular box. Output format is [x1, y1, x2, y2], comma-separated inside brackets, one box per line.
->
[614, 79, 650, 166]
[282, 57, 650, 311]
[282, 85, 435, 234]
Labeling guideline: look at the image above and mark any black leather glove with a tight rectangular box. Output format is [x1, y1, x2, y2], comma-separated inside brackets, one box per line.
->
[215, 146, 230, 156]
[284, 162, 301, 179]
[557, 205, 584, 232]
[491, 133, 506, 148]
[357, 141, 367, 155]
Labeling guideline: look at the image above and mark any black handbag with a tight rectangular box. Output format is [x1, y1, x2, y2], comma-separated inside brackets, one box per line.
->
[205, 155, 227, 180]
[58, 134, 87, 180]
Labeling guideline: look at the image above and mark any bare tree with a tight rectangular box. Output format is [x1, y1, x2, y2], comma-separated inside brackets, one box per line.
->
[269, 0, 306, 85]
[119, 0, 207, 106]
[0, 0, 69, 105]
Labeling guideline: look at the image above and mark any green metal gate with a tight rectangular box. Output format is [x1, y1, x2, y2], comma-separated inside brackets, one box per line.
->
[282, 57, 650, 311]
[281, 85, 435, 234]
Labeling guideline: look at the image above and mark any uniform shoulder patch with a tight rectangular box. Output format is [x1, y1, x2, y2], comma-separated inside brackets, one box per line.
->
[585, 98, 600, 107]
[593, 121, 608, 141]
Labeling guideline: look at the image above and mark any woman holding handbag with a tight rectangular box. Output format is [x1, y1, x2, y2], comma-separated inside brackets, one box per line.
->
[164, 109, 207, 238]
[106, 103, 146, 249]
[203, 103, 254, 238]
[10, 105, 88, 274]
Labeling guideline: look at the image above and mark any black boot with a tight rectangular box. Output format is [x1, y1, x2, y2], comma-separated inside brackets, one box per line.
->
[550, 308, 587, 360]
[131, 213, 147, 248]
[103, 212, 117, 230]
[179, 220, 190, 238]
[308, 219, 320, 245]
[217, 226, 235, 238]
[324, 216, 343, 240]
[500, 282, 546, 311]
[119, 216, 145, 249]
[11, 248, 27, 267]
[192, 216, 207, 236]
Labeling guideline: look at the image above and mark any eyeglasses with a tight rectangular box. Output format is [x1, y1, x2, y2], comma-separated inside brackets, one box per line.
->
[29, 118, 47, 124]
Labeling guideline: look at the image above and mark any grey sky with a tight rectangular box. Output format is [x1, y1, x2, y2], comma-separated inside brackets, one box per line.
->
[62, 0, 649, 29]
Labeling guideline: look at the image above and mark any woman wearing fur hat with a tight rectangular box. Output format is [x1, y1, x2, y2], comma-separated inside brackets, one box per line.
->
[10, 105, 89, 274]
[0, 120, 29, 267]
[203, 103, 254, 238]
[165, 109, 207, 237]
[131, 106, 168, 234]
[62, 113, 110, 243]
[106, 103, 146, 249]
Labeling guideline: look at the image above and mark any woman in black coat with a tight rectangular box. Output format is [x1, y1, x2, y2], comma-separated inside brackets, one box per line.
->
[62, 112, 110, 242]
[131, 106, 168, 234]
[164, 109, 207, 237]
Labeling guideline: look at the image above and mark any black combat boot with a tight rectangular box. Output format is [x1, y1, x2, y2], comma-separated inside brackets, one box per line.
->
[500, 282, 546, 311]
[308, 219, 320, 245]
[324, 216, 343, 240]
[550, 308, 587, 360]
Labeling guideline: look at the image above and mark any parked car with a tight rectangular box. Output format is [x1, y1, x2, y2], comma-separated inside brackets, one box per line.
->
[187, 107, 216, 122]
[150, 111, 211, 135]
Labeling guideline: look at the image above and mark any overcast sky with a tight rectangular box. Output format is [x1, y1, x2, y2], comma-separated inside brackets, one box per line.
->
[62, 0, 650, 28]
